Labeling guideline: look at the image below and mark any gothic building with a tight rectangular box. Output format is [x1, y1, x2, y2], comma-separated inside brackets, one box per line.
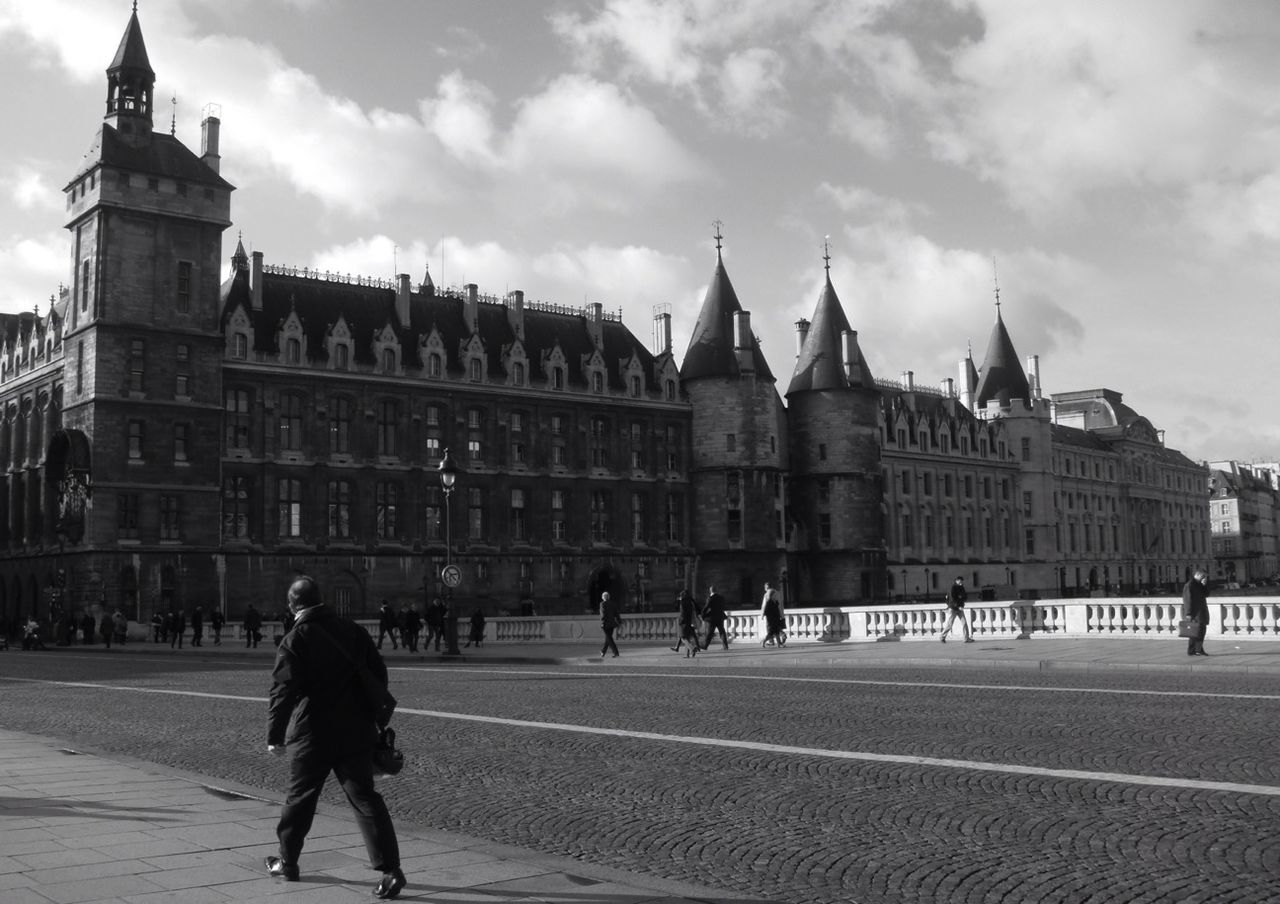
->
[0, 9, 1211, 630]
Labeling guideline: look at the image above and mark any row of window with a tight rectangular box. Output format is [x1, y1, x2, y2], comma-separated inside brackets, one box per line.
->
[213, 479, 687, 547]
[887, 424, 1004, 457]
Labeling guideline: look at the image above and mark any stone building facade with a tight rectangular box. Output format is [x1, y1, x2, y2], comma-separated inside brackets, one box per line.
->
[0, 9, 1212, 631]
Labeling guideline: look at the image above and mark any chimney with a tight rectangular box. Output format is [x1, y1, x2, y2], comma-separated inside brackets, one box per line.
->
[733, 311, 754, 373]
[395, 273, 411, 327]
[200, 104, 221, 174]
[795, 318, 810, 357]
[841, 329, 862, 384]
[1026, 354, 1041, 400]
[465, 283, 478, 334]
[587, 301, 603, 348]
[251, 251, 263, 311]
[958, 358, 975, 410]
[901, 370, 914, 391]
[507, 290, 525, 341]
[652, 310, 672, 355]
[940, 377, 955, 398]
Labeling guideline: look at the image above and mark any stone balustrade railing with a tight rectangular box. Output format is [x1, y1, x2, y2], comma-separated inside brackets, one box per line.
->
[438, 597, 1280, 645]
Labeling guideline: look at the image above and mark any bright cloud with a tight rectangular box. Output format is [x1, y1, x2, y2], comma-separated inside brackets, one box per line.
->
[0, 233, 68, 311]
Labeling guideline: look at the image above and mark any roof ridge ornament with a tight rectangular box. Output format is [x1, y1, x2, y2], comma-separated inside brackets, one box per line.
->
[823, 235, 831, 275]
[712, 219, 723, 258]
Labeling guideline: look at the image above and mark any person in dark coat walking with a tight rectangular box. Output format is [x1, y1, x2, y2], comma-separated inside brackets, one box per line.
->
[191, 607, 204, 647]
[376, 601, 398, 650]
[599, 591, 621, 658]
[170, 610, 186, 649]
[760, 582, 786, 648]
[244, 604, 263, 648]
[211, 608, 225, 645]
[81, 611, 98, 645]
[423, 598, 446, 651]
[265, 576, 405, 898]
[1182, 569, 1210, 656]
[940, 576, 973, 643]
[702, 586, 729, 651]
[672, 590, 700, 656]
[99, 612, 114, 649]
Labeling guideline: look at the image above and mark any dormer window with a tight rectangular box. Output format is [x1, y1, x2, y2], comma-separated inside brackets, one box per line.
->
[665, 380, 676, 401]
[469, 358, 483, 382]
[513, 362, 525, 386]
[286, 338, 301, 364]
[381, 348, 396, 373]
[552, 366, 565, 390]
[335, 344, 349, 370]
[592, 372, 604, 394]
[233, 334, 247, 360]
[630, 376, 642, 398]
[428, 353, 442, 377]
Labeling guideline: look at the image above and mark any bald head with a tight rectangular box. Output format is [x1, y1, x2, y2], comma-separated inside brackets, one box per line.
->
[287, 576, 322, 612]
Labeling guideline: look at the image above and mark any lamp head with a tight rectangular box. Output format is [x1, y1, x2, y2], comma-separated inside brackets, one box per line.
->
[437, 449, 458, 489]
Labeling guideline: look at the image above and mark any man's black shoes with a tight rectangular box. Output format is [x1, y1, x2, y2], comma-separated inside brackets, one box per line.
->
[374, 868, 407, 899]
[264, 856, 299, 881]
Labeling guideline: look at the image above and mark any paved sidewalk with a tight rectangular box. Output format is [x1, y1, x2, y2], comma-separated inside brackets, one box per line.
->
[39, 632, 1280, 674]
[0, 730, 761, 904]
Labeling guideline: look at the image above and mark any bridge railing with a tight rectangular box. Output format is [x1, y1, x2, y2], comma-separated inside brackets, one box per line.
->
[461, 597, 1280, 645]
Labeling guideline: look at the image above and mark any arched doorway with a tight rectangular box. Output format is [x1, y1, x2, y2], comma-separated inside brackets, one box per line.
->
[587, 566, 626, 614]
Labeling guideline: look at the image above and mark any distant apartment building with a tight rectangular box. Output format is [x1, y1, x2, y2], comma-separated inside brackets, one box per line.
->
[1207, 461, 1280, 584]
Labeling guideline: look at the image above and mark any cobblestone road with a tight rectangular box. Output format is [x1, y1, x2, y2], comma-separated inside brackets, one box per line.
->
[3, 652, 1279, 903]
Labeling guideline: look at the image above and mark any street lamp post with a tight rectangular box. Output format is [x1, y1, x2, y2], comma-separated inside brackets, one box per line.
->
[438, 449, 461, 656]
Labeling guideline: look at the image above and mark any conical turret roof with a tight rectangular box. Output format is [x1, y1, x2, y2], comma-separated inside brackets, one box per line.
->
[109, 8, 153, 78]
[787, 272, 873, 394]
[679, 250, 773, 382]
[973, 308, 1030, 408]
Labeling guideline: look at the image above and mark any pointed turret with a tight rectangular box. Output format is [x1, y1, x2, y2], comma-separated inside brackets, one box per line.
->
[680, 233, 773, 382]
[231, 235, 249, 272]
[787, 250, 873, 394]
[974, 307, 1030, 409]
[104, 4, 155, 143]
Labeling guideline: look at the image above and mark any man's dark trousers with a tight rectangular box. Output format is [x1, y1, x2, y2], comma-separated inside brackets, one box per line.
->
[277, 740, 399, 871]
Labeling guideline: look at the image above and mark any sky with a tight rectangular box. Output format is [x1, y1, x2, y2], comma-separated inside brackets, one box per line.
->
[1, 0, 1277, 464]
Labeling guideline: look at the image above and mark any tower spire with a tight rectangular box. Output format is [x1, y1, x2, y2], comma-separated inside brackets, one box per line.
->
[712, 219, 723, 258]
[823, 235, 831, 275]
[105, 3, 156, 143]
[992, 257, 1001, 311]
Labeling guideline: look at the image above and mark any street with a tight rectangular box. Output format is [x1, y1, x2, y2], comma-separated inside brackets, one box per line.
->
[2, 649, 1279, 904]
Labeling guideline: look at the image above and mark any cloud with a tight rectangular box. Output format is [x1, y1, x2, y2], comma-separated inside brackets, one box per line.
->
[423, 72, 500, 168]
[3, 165, 62, 212]
[718, 48, 788, 134]
[0, 232, 68, 312]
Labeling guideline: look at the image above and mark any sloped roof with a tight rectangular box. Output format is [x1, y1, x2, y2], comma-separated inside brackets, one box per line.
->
[974, 309, 1030, 408]
[786, 274, 873, 395]
[220, 258, 661, 390]
[679, 252, 773, 382]
[68, 124, 234, 189]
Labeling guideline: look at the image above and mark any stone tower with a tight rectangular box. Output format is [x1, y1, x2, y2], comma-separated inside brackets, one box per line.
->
[679, 232, 787, 607]
[785, 252, 884, 603]
[59, 6, 234, 614]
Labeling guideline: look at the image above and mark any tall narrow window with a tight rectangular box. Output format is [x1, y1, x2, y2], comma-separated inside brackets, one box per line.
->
[467, 487, 485, 540]
[375, 482, 398, 540]
[159, 495, 180, 540]
[176, 261, 192, 313]
[279, 393, 302, 451]
[329, 397, 351, 454]
[551, 489, 566, 541]
[327, 480, 352, 539]
[76, 340, 85, 393]
[175, 344, 190, 396]
[726, 472, 742, 542]
[286, 338, 301, 364]
[334, 344, 349, 370]
[278, 479, 302, 538]
[590, 491, 611, 543]
[127, 420, 145, 459]
[233, 333, 248, 360]
[127, 339, 145, 392]
[381, 348, 396, 372]
[666, 493, 683, 543]
[376, 400, 399, 456]
[225, 389, 250, 449]
[222, 477, 251, 539]
[631, 492, 645, 542]
[510, 488, 526, 541]
[173, 424, 188, 462]
[80, 259, 90, 311]
[423, 487, 441, 541]
[118, 493, 140, 540]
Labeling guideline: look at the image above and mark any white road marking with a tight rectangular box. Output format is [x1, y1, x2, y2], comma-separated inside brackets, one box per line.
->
[391, 665, 1280, 701]
[5, 675, 1280, 798]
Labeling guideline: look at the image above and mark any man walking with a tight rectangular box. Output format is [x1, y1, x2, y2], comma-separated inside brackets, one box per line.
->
[244, 603, 262, 648]
[702, 585, 729, 650]
[599, 591, 621, 658]
[940, 576, 973, 643]
[265, 575, 406, 898]
[1182, 569, 1210, 656]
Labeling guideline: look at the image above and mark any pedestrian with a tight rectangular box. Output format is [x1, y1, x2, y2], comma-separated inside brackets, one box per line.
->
[599, 591, 621, 658]
[162, 610, 173, 644]
[702, 585, 730, 651]
[402, 605, 421, 653]
[170, 610, 185, 649]
[99, 612, 113, 649]
[940, 576, 974, 643]
[464, 607, 485, 648]
[1183, 568, 1210, 656]
[113, 609, 129, 644]
[760, 581, 786, 648]
[211, 608, 225, 646]
[191, 606, 204, 647]
[377, 600, 398, 650]
[671, 590, 700, 657]
[150, 611, 163, 643]
[82, 610, 98, 645]
[23, 616, 46, 650]
[423, 597, 445, 651]
[245, 603, 263, 648]
[265, 575, 406, 898]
